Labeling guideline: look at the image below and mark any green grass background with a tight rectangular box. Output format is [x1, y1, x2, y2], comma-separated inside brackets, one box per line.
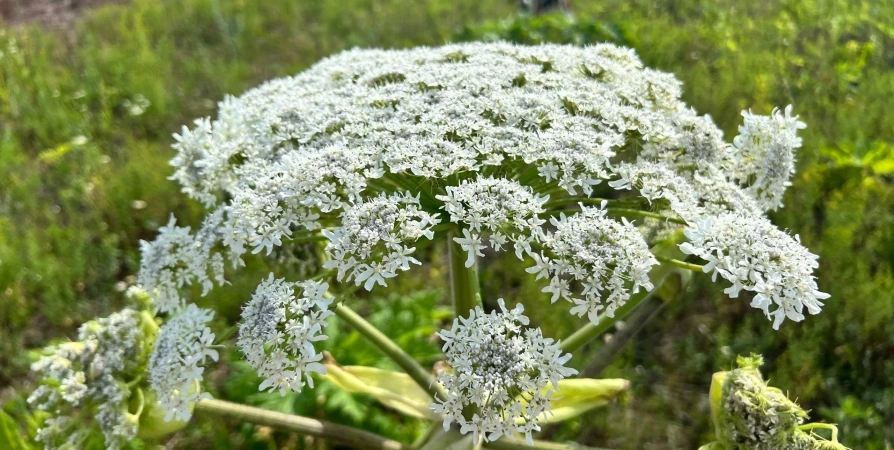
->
[1, 0, 892, 448]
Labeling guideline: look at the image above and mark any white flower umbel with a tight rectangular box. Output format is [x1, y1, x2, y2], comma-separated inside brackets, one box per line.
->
[29, 308, 150, 450]
[729, 105, 806, 211]
[138, 212, 227, 313]
[532, 205, 658, 323]
[322, 192, 439, 290]
[148, 304, 218, 422]
[238, 274, 332, 395]
[437, 176, 548, 261]
[680, 213, 829, 329]
[145, 42, 825, 330]
[431, 299, 577, 444]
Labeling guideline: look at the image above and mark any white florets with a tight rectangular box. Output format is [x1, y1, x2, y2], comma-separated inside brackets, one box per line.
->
[438, 176, 548, 262]
[680, 213, 829, 329]
[238, 275, 332, 395]
[729, 105, 806, 211]
[148, 304, 218, 422]
[29, 309, 149, 450]
[138, 212, 227, 313]
[322, 192, 440, 290]
[531, 205, 658, 323]
[138, 41, 824, 367]
[431, 299, 577, 444]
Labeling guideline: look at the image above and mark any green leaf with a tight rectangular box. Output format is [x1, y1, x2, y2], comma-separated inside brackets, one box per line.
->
[0, 410, 32, 450]
[517, 378, 630, 424]
[322, 363, 437, 419]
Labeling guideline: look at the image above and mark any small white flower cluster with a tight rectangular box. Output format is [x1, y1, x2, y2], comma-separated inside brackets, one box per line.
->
[323, 192, 439, 290]
[529, 205, 658, 323]
[238, 275, 332, 395]
[438, 176, 548, 264]
[148, 304, 218, 422]
[680, 214, 828, 329]
[138, 213, 228, 313]
[431, 300, 577, 444]
[609, 160, 702, 220]
[29, 309, 149, 450]
[729, 105, 806, 211]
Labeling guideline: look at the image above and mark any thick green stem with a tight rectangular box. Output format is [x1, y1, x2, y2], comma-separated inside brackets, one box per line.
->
[560, 281, 664, 354]
[542, 197, 638, 209]
[194, 398, 409, 450]
[333, 303, 447, 400]
[448, 230, 482, 319]
[654, 255, 705, 272]
[606, 208, 687, 225]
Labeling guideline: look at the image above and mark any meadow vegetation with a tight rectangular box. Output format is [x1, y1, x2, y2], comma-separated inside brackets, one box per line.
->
[1, 0, 891, 448]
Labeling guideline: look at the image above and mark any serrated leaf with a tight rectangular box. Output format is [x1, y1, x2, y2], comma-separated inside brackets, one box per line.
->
[322, 363, 437, 419]
[517, 378, 630, 424]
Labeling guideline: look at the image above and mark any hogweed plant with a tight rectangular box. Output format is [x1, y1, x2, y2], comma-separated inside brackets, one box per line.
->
[28, 42, 845, 449]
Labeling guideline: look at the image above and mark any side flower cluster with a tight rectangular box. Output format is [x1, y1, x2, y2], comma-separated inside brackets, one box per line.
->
[138, 213, 228, 313]
[29, 308, 154, 450]
[322, 192, 440, 290]
[238, 275, 332, 395]
[528, 205, 658, 323]
[728, 105, 806, 211]
[680, 214, 828, 329]
[438, 176, 548, 263]
[148, 304, 218, 422]
[431, 300, 577, 444]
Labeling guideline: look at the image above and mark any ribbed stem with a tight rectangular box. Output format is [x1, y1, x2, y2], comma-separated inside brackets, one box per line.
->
[332, 303, 447, 400]
[194, 398, 409, 450]
[448, 230, 482, 319]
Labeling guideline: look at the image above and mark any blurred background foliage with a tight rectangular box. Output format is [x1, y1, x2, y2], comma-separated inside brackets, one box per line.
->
[0, 0, 892, 448]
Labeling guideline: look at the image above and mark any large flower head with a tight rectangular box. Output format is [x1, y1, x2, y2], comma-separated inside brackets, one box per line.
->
[431, 299, 577, 444]
[29, 306, 157, 450]
[138, 43, 826, 392]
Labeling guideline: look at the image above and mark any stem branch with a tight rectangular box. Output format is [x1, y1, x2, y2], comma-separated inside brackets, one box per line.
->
[448, 230, 482, 319]
[194, 398, 409, 450]
[333, 303, 447, 400]
[654, 255, 705, 272]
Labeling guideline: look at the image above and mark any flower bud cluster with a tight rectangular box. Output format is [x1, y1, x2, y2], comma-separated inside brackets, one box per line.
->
[431, 300, 577, 444]
[238, 275, 332, 395]
[29, 307, 154, 450]
[712, 355, 845, 450]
